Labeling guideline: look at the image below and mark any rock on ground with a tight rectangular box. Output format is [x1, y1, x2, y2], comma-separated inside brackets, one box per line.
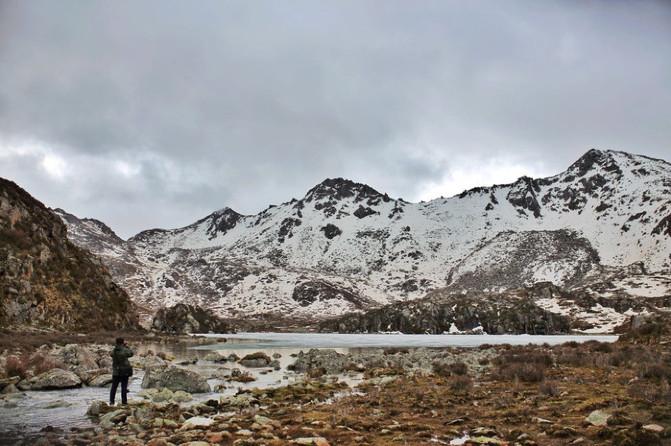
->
[18, 368, 82, 390]
[141, 366, 211, 393]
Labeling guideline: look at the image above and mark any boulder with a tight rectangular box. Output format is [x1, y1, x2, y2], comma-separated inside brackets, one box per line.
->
[141, 366, 211, 393]
[172, 390, 193, 402]
[151, 388, 175, 402]
[58, 344, 98, 370]
[86, 400, 109, 417]
[293, 438, 331, 446]
[1, 384, 19, 394]
[78, 367, 109, 384]
[18, 368, 82, 390]
[88, 374, 113, 387]
[239, 352, 271, 368]
[203, 352, 226, 362]
[585, 410, 611, 427]
[180, 416, 215, 430]
[99, 409, 128, 429]
[0, 376, 20, 391]
[643, 424, 665, 433]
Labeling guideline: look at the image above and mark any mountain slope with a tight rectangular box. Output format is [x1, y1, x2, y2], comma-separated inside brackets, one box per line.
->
[55, 149, 671, 326]
[0, 179, 139, 330]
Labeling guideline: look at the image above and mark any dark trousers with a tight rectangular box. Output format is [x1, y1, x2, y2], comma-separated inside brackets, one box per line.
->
[110, 375, 129, 405]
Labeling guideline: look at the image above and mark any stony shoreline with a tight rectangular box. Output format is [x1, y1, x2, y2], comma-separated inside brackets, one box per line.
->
[1, 325, 670, 446]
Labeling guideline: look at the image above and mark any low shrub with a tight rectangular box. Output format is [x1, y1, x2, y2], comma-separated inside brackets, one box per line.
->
[432, 361, 469, 377]
[539, 380, 560, 396]
[628, 379, 671, 404]
[592, 342, 614, 353]
[449, 375, 473, 393]
[498, 362, 546, 383]
[383, 348, 409, 355]
[5, 355, 27, 379]
[639, 363, 671, 381]
[23, 353, 66, 375]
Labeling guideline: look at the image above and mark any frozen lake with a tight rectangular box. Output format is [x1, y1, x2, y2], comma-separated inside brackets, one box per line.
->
[195, 332, 619, 350]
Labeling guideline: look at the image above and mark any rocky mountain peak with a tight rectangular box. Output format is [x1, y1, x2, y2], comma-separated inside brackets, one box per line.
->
[53, 208, 124, 244]
[566, 148, 621, 178]
[199, 207, 243, 239]
[304, 178, 391, 205]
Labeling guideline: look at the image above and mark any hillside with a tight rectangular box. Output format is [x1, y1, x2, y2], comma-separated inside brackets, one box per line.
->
[0, 178, 139, 331]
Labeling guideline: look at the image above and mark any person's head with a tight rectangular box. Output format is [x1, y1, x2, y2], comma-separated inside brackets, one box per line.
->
[115, 337, 125, 345]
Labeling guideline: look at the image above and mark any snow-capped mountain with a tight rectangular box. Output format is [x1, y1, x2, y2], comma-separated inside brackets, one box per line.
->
[53, 149, 671, 329]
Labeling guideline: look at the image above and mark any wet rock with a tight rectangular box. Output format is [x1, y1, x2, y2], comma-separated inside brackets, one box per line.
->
[142, 366, 211, 393]
[18, 368, 82, 390]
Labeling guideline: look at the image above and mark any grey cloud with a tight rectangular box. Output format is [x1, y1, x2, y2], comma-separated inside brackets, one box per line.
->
[0, 0, 670, 237]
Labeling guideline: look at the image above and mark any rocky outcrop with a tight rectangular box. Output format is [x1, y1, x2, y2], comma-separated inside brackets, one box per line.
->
[320, 284, 573, 334]
[151, 303, 233, 334]
[446, 229, 601, 291]
[291, 280, 368, 308]
[0, 178, 139, 330]
[141, 366, 211, 393]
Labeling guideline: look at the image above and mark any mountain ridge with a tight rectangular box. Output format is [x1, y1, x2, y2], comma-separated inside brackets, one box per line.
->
[48, 148, 671, 331]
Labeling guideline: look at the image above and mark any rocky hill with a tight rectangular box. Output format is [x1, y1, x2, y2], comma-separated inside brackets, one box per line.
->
[0, 178, 139, 331]
[54, 149, 671, 331]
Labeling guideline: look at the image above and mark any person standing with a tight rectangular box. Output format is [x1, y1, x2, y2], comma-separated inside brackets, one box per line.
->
[110, 337, 133, 405]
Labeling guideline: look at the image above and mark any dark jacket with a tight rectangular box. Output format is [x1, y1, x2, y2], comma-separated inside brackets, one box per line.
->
[111, 344, 134, 377]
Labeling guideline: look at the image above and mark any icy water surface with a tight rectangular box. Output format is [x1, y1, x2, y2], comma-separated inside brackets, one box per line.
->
[0, 333, 617, 444]
[196, 332, 619, 349]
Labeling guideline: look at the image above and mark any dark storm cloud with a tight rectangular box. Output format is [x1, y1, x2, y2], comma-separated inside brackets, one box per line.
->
[1, 0, 670, 237]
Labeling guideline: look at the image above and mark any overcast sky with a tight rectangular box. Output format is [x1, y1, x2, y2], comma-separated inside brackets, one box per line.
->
[1, 1, 670, 238]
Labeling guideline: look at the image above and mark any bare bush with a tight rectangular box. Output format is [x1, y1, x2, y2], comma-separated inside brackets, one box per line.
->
[5, 356, 27, 379]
